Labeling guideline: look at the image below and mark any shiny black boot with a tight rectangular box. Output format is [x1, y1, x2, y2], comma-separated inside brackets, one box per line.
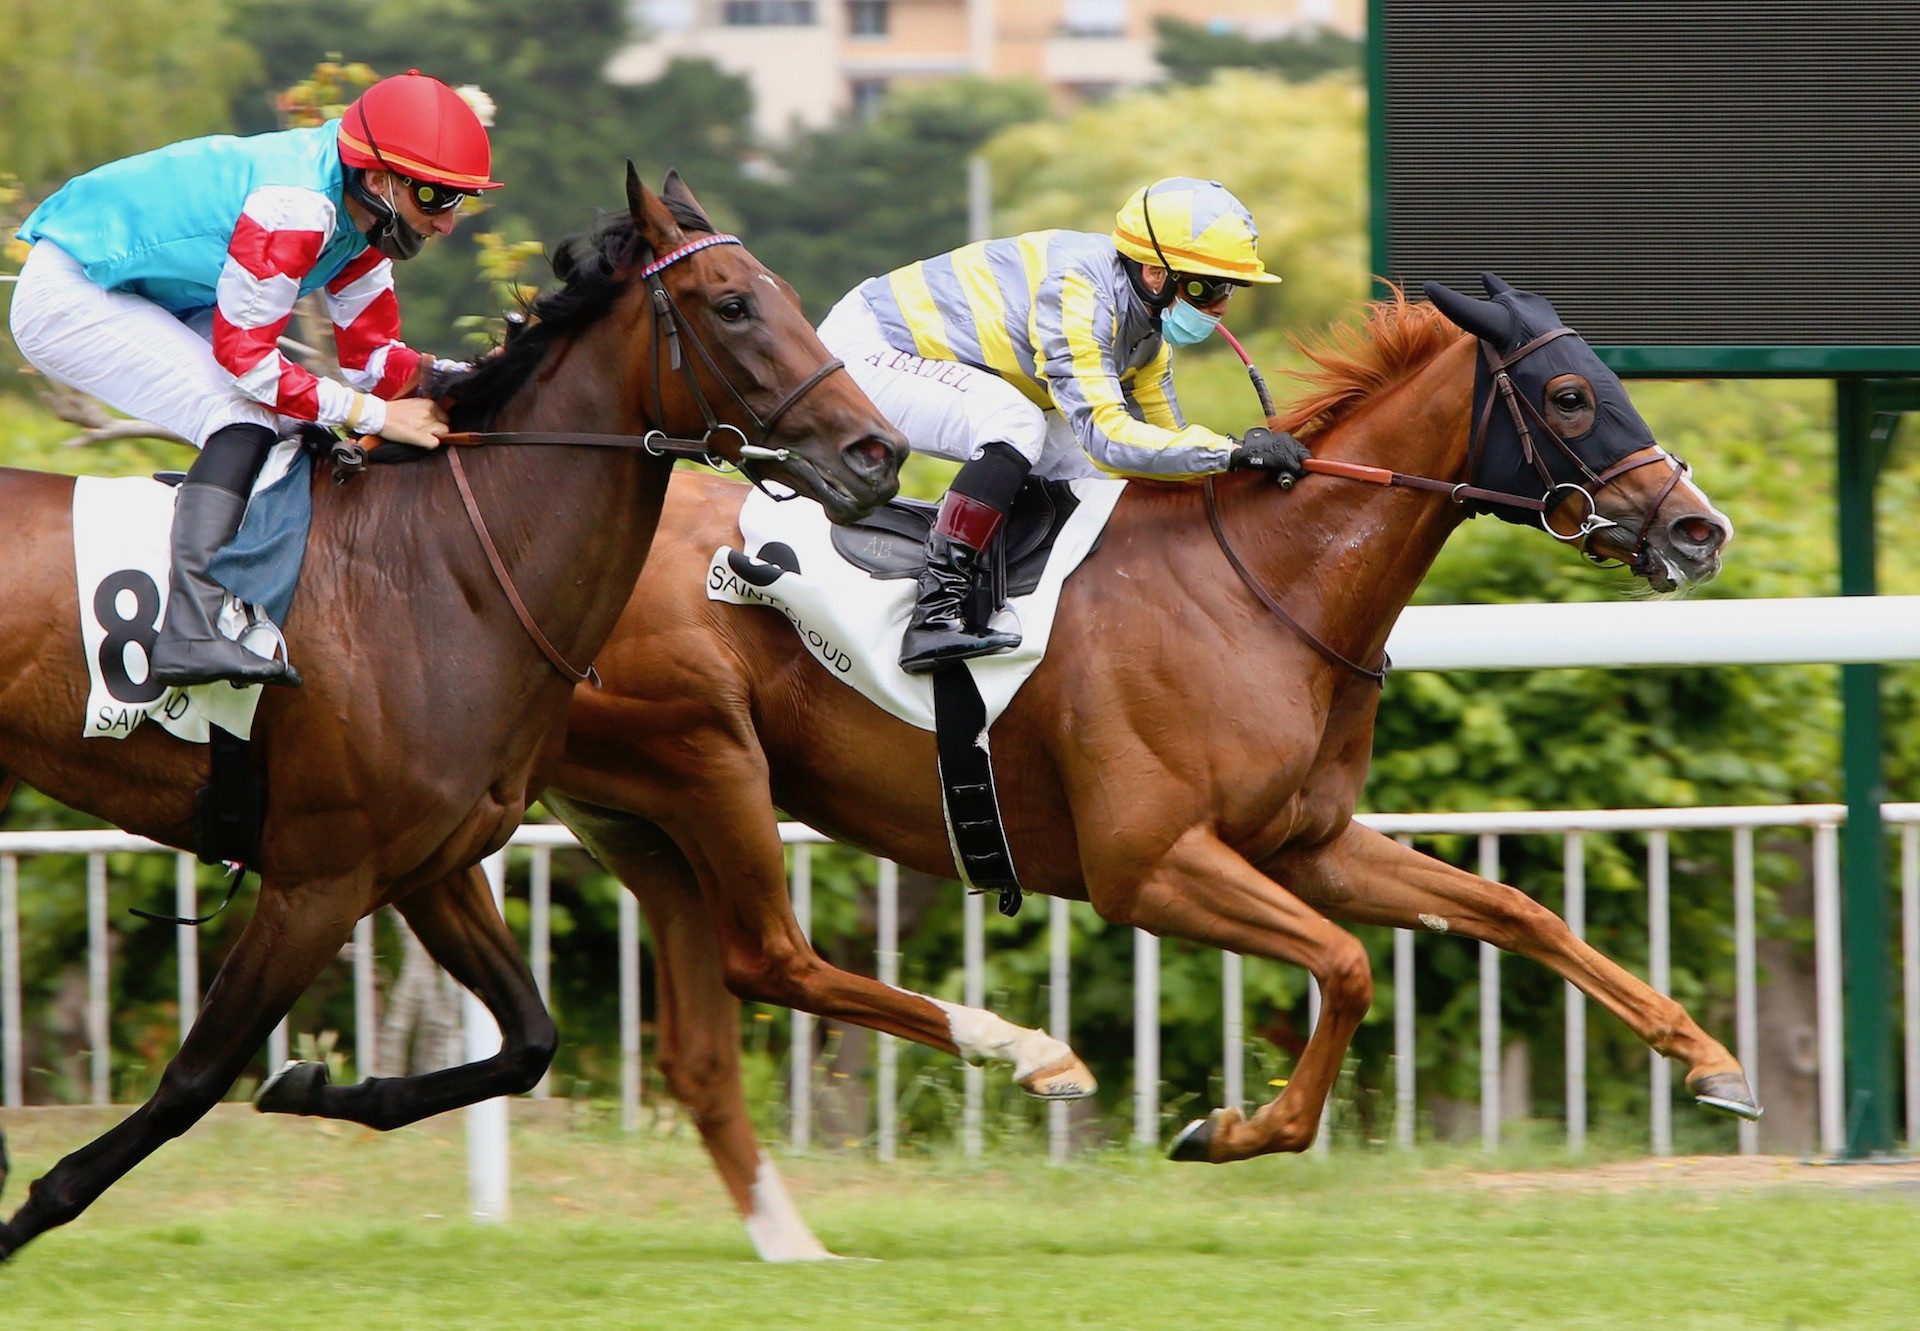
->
[899, 493, 1021, 674]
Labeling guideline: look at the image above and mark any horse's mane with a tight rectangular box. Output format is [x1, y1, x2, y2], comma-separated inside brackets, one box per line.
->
[1271, 290, 1466, 443]
[445, 197, 717, 430]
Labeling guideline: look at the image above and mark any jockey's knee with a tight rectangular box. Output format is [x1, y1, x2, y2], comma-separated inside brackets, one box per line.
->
[188, 422, 278, 493]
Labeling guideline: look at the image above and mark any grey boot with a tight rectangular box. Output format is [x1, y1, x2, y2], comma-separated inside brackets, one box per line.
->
[150, 482, 298, 688]
[899, 532, 1021, 674]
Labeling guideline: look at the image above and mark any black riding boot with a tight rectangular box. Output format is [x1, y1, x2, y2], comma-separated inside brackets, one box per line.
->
[899, 442, 1032, 674]
[150, 424, 299, 689]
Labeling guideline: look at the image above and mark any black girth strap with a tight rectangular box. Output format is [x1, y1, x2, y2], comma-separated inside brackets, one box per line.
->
[132, 724, 259, 926]
[930, 664, 1023, 916]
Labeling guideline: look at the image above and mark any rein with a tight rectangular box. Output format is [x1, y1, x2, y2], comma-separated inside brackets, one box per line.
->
[338, 231, 847, 688]
[1206, 326, 1690, 687]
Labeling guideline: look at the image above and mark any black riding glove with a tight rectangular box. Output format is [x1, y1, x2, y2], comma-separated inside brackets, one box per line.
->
[1228, 427, 1310, 482]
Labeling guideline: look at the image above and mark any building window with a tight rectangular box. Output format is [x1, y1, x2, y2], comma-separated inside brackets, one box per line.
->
[1060, 0, 1125, 37]
[721, 0, 816, 25]
[850, 77, 890, 120]
[847, 0, 889, 37]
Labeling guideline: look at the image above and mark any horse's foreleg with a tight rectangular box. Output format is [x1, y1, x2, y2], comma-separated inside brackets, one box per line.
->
[661, 787, 1094, 1102]
[1093, 830, 1372, 1163]
[0, 876, 361, 1261]
[254, 864, 556, 1130]
[553, 799, 834, 1262]
[1282, 821, 1759, 1119]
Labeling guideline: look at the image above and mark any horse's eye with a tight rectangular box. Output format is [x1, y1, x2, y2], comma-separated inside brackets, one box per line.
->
[1554, 389, 1585, 411]
[717, 297, 752, 323]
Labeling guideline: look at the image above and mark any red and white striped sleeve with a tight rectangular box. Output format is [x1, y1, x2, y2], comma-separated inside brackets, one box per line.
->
[323, 248, 423, 401]
[212, 186, 386, 433]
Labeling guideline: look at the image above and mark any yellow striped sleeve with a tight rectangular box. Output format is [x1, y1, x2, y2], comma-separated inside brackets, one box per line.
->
[1127, 338, 1179, 428]
[886, 262, 953, 361]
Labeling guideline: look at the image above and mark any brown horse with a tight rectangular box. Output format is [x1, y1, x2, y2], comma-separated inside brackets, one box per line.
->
[0, 167, 904, 1261]
[270, 277, 1756, 1261]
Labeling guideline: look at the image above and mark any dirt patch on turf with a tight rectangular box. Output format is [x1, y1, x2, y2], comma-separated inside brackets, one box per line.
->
[1456, 1153, 1920, 1195]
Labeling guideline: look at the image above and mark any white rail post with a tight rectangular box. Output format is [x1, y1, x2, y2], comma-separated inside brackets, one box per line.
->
[88, 852, 109, 1105]
[530, 847, 551, 1099]
[1478, 834, 1501, 1152]
[1904, 823, 1920, 1151]
[875, 858, 899, 1162]
[1813, 822, 1845, 1155]
[1133, 927, 1160, 1148]
[619, 883, 642, 1134]
[1394, 834, 1416, 1150]
[2, 854, 20, 1108]
[353, 914, 375, 1079]
[1308, 976, 1329, 1156]
[1648, 830, 1672, 1157]
[1222, 950, 1244, 1116]
[1734, 827, 1760, 1155]
[1563, 832, 1586, 1153]
[962, 888, 984, 1158]
[175, 854, 198, 1041]
[788, 842, 811, 1152]
[466, 850, 510, 1221]
[1048, 895, 1071, 1162]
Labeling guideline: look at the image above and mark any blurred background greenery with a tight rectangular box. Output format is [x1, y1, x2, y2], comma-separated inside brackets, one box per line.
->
[0, 0, 1911, 1155]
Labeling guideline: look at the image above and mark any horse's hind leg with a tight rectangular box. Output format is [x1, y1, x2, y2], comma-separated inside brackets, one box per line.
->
[254, 864, 557, 1130]
[555, 797, 833, 1261]
[1088, 830, 1372, 1163]
[1283, 821, 1759, 1120]
[0, 875, 361, 1261]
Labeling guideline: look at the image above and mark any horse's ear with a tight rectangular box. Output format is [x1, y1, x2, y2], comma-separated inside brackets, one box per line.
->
[625, 161, 684, 256]
[1480, 271, 1515, 297]
[1424, 279, 1515, 344]
[660, 168, 716, 232]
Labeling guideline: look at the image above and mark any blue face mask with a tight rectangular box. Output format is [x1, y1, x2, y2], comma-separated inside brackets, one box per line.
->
[1160, 296, 1221, 348]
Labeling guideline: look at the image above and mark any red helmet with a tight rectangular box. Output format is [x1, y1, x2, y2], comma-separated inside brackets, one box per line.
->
[338, 70, 501, 191]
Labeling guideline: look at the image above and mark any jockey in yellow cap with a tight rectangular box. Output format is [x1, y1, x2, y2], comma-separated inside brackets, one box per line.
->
[818, 176, 1307, 673]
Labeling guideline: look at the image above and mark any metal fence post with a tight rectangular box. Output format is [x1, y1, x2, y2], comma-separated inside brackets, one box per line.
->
[2, 854, 19, 1108]
[963, 888, 984, 1158]
[1133, 927, 1159, 1148]
[1564, 832, 1586, 1153]
[1648, 830, 1672, 1157]
[788, 843, 811, 1152]
[88, 853, 109, 1106]
[175, 854, 198, 1041]
[1734, 827, 1760, 1155]
[620, 884, 641, 1134]
[530, 847, 552, 1099]
[1814, 822, 1845, 1154]
[1478, 834, 1501, 1151]
[876, 858, 899, 1162]
[466, 851, 510, 1221]
[1048, 895, 1071, 1162]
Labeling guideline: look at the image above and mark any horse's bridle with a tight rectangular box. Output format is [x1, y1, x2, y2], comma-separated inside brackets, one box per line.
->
[334, 232, 848, 687]
[1205, 328, 1691, 686]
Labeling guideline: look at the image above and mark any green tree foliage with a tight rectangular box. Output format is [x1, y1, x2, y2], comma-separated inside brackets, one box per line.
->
[987, 71, 1367, 343]
[1153, 16, 1362, 86]
[0, 0, 259, 198]
[732, 77, 1050, 319]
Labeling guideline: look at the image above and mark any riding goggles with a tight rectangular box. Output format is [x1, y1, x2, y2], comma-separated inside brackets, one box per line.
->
[1175, 273, 1245, 307]
[401, 176, 468, 215]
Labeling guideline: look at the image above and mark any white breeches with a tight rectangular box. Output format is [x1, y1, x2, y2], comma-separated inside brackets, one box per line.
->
[818, 291, 1096, 481]
[8, 241, 277, 448]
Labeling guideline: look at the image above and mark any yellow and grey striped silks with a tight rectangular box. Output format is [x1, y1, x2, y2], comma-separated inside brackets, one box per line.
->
[855, 229, 1238, 478]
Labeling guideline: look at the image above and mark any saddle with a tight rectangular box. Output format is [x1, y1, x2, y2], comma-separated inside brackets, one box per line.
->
[829, 479, 1083, 618]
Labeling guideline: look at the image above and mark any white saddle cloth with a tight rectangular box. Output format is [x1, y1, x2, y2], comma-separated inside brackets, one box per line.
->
[72, 443, 300, 743]
[705, 479, 1126, 731]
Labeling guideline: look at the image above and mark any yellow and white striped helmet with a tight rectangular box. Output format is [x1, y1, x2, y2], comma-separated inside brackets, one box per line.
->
[1111, 177, 1281, 285]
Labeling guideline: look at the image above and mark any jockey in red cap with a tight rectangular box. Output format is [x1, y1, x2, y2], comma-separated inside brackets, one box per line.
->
[11, 70, 499, 688]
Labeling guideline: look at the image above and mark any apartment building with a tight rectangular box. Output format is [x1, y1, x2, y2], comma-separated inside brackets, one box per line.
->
[609, 0, 1360, 140]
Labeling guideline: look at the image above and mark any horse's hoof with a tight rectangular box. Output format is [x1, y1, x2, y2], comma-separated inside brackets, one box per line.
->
[1017, 1055, 1096, 1101]
[254, 1060, 329, 1115]
[1168, 1113, 1218, 1163]
[1691, 1071, 1763, 1121]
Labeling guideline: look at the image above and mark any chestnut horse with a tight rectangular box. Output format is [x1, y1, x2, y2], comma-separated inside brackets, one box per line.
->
[0, 168, 904, 1261]
[271, 277, 1756, 1261]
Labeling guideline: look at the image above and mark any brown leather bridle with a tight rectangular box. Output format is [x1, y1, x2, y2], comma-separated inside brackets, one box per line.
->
[337, 232, 847, 687]
[1205, 328, 1692, 686]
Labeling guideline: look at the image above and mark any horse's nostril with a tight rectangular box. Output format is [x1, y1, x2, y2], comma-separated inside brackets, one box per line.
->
[1672, 515, 1722, 551]
[846, 436, 893, 478]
